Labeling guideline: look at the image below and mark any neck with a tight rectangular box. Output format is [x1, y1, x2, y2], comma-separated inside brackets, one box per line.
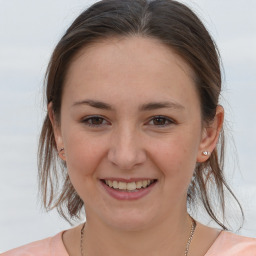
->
[83, 210, 193, 256]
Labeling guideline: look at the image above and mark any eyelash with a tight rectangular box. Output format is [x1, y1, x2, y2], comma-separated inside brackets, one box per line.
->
[81, 115, 175, 128]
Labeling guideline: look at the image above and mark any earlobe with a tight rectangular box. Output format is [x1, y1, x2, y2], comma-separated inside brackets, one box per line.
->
[48, 102, 66, 161]
[197, 105, 224, 163]
[58, 147, 65, 159]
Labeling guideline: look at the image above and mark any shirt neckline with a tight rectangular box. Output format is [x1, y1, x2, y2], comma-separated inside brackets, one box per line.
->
[204, 230, 225, 255]
[58, 229, 225, 256]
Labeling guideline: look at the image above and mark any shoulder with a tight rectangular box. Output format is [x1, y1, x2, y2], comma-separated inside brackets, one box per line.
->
[206, 231, 256, 256]
[2, 231, 69, 256]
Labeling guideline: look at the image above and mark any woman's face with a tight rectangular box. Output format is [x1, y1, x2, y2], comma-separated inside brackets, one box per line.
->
[52, 36, 216, 230]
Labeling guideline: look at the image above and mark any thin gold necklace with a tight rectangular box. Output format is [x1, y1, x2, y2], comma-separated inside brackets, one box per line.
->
[80, 217, 196, 256]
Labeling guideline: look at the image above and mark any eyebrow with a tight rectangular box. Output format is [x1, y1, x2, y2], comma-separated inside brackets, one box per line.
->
[139, 101, 184, 111]
[72, 99, 185, 111]
[72, 100, 113, 110]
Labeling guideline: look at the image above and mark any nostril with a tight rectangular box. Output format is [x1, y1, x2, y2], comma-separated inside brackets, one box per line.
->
[107, 145, 147, 170]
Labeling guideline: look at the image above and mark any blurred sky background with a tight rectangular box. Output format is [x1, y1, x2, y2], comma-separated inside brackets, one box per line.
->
[0, 0, 255, 252]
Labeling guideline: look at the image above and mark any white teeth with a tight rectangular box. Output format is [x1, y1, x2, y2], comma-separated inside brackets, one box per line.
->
[127, 182, 136, 191]
[119, 182, 127, 190]
[142, 180, 148, 188]
[113, 181, 118, 189]
[104, 179, 155, 190]
[108, 180, 113, 187]
[136, 181, 143, 189]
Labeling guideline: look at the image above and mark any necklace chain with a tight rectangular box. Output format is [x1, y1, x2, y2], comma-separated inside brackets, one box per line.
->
[185, 217, 196, 256]
[80, 217, 196, 256]
[80, 222, 85, 256]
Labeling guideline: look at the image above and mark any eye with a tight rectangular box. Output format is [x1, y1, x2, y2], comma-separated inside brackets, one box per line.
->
[148, 116, 175, 127]
[82, 115, 110, 127]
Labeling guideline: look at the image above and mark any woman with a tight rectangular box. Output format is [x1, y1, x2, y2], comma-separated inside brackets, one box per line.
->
[3, 0, 256, 255]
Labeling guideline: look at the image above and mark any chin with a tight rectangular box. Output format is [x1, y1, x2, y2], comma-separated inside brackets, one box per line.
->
[103, 210, 155, 232]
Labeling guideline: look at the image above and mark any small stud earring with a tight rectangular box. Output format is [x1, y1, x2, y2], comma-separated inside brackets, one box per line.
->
[202, 151, 210, 156]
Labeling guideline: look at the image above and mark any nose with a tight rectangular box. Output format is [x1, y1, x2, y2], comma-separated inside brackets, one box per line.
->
[107, 126, 147, 170]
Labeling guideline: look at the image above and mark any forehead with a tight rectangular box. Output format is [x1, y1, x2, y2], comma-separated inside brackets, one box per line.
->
[62, 36, 199, 110]
[66, 36, 195, 81]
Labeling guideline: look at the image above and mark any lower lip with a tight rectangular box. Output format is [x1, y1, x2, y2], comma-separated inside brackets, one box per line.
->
[101, 181, 157, 200]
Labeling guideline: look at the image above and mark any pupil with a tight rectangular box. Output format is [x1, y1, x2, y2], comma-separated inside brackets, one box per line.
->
[154, 118, 165, 125]
[92, 117, 102, 124]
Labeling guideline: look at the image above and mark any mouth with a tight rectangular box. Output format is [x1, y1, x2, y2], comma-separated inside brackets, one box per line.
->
[100, 179, 157, 192]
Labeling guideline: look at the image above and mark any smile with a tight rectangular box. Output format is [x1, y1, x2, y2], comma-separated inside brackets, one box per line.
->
[103, 179, 156, 192]
[100, 178, 158, 200]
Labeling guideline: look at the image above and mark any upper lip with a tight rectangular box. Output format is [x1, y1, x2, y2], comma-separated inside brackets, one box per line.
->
[100, 178, 157, 182]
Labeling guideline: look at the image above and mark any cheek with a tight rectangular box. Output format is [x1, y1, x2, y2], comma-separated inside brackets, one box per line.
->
[63, 129, 107, 181]
[149, 131, 200, 183]
[63, 130, 110, 201]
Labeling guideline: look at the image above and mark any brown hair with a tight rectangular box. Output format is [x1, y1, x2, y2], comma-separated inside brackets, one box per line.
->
[38, 0, 243, 228]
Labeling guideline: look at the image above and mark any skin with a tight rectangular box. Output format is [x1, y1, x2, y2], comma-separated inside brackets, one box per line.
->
[49, 36, 224, 256]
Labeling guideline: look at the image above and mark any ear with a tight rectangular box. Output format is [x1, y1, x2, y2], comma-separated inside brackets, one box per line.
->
[48, 102, 66, 161]
[197, 105, 224, 163]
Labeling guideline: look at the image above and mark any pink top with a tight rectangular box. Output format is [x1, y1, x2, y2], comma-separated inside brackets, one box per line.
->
[2, 230, 256, 256]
